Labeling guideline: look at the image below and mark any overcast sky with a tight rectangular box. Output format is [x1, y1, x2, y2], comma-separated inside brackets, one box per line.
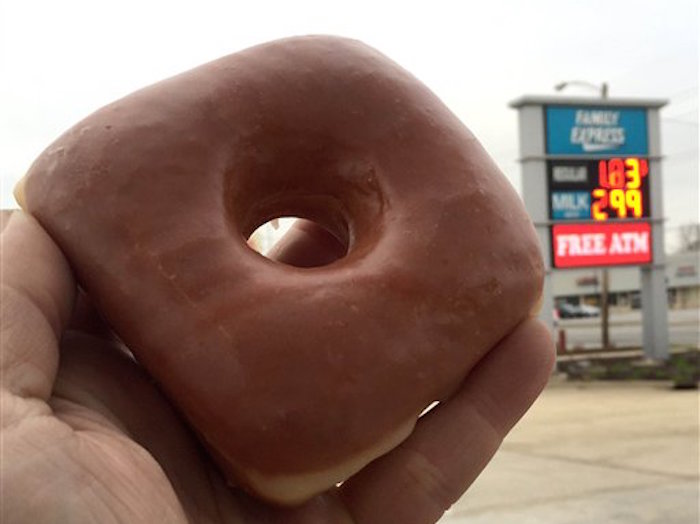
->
[1, 0, 697, 251]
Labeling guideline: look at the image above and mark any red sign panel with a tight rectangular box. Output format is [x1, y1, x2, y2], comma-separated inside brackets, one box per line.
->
[552, 222, 652, 268]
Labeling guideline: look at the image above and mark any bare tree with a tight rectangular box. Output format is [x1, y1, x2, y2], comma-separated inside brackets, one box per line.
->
[678, 223, 700, 252]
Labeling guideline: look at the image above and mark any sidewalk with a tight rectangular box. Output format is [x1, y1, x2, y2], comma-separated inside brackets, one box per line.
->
[440, 379, 699, 524]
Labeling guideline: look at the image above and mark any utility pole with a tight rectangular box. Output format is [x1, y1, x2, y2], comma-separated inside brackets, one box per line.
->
[601, 268, 610, 349]
[555, 80, 612, 351]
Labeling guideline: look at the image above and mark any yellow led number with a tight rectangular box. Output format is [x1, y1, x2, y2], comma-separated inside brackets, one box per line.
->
[624, 158, 643, 188]
[592, 188, 609, 220]
[592, 158, 647, 220]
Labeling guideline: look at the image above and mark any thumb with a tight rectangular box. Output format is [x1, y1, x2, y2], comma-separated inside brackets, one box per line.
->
[1, 210, 76, 401]
[267, 219, 347, 267]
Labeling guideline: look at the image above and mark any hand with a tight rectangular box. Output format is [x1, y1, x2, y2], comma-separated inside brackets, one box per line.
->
[1, 211, 554, 523]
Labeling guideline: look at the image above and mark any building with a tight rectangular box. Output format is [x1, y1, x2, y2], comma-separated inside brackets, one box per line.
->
[553, 250, 700, 311]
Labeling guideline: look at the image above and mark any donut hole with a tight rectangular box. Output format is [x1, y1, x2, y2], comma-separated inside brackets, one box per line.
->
[247, 216, 349, 268]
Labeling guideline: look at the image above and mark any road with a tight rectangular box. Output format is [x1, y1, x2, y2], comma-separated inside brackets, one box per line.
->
[556, 308, 699, 350]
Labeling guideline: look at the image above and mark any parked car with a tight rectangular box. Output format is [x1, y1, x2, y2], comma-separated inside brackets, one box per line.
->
[557, 303, 583, 318]
[557, 303, 601, 318]
[578, 304, 601, 317]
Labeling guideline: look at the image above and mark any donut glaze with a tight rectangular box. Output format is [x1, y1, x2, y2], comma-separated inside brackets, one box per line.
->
[18, 36, 543, 504]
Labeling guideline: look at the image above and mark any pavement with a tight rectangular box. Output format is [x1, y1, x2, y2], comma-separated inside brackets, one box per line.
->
[440, 379, 699, 524]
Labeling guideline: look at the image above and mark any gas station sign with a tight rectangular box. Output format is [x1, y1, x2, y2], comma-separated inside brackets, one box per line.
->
[543, 104, 653, 269]
[545, 106, 648, 155]
[510, 94, 669, 359]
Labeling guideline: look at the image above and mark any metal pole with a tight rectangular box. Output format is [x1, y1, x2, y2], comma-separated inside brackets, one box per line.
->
[601, 268, 610, 349]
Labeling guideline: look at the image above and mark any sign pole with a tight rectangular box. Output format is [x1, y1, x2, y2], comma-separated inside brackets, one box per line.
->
[641, 106, 670, 360]
[641, 267, 670, 359]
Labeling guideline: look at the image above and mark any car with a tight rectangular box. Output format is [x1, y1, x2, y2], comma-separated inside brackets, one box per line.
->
[556, 303, 601, 318]
[557, 303, 583, 318]
[578, 304, 601, 317]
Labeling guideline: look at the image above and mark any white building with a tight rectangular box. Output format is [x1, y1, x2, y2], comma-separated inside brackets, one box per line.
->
[553, 250, 699, 310]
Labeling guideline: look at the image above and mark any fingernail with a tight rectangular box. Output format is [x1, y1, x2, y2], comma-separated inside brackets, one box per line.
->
[530, 291, 544, 317]
[13, 176, 27, 210]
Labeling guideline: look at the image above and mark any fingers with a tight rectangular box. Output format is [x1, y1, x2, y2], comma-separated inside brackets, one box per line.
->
[267, 219, 347, 268]
[68, 288, 119, 341]
[1, 210, 14, 232]
[339, 318, 555, 524]
[1, 211, 76, 400]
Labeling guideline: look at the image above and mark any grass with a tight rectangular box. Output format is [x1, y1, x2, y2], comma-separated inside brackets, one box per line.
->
[558, 348, 699, 389]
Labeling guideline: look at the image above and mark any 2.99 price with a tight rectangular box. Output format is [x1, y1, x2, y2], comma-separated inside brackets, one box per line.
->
[591, 158, 648, 220]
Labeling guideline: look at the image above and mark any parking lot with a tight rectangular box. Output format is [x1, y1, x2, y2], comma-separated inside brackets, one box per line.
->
[440, 379, 699, 524]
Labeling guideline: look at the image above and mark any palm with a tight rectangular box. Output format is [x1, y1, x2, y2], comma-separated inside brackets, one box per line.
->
[6, 325, 220, 522]
[6, 315, 351, 523]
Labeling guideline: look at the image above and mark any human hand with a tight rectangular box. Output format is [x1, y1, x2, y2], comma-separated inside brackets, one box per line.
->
[1, 211, 554, 523]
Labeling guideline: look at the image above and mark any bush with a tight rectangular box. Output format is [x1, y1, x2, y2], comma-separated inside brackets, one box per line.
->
[561, 349, 699, 388]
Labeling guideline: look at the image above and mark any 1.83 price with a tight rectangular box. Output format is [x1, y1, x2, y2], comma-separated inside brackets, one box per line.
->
[591, 157, 648, 220]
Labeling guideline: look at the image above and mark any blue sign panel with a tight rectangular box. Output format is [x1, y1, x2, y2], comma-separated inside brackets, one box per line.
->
[551, 191, 591, 220]
[546, 106, 648, 155]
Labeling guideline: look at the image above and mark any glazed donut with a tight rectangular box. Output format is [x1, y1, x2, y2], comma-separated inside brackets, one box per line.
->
[17, 36, 543, 504]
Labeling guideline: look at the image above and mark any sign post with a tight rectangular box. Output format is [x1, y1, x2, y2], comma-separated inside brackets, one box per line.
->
[510, 95, 669, 360]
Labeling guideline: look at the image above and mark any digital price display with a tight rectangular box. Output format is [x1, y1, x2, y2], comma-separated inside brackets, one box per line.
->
[547, 157, 650, 221]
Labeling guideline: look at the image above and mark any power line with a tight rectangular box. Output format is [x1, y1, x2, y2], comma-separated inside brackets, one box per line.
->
[667, 85, 699, 101]
[664, 146, 700, 159]
[662, 117, 698, 127]
[663, 106, 699, 119]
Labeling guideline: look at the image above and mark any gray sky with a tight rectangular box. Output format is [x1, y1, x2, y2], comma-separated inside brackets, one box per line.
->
[1, 0, 697, 251]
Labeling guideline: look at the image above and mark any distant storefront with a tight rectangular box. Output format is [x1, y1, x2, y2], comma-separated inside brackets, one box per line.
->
[553, 250, 700, 310]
